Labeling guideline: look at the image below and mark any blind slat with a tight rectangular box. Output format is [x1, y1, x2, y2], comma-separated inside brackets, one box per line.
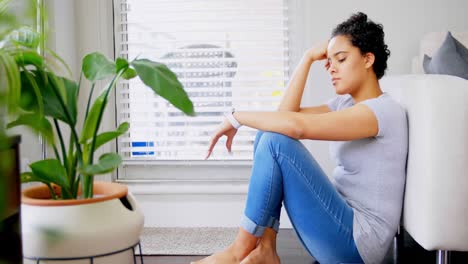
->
[119, 106, 281, 114]
[119, 86, 287, 93]
[118, 126, 258, 133]
[118, 38, 289, 44]
[116, 0, 289, 162]
[120, 97, 282, 104]
[121, 145, 254, 152]
[120, 136, 255, 142]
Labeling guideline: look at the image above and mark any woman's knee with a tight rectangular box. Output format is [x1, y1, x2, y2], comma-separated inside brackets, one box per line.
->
[253, 130, 265, 155]
[254, 132, 311, 163]
[256, 132, 299, 154]
[261, 132, 297, 144]
[254, 130, 265, 144]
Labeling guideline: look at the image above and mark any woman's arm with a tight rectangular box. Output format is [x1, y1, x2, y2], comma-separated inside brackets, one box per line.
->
[234, 104, 378, 141]
[277, 55, 314, 112]
[299, 105, 331, 114]
[278, 41, 329, 112]
[205, 104, 377, 159]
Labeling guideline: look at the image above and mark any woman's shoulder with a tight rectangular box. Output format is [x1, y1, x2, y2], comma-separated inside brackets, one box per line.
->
[359, 93, 408, 138]
[377, 93, 406, 116]
[360, 93, 405, 113]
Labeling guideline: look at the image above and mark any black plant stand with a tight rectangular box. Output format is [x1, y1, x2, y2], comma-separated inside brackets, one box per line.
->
[23, 241, 144, 264]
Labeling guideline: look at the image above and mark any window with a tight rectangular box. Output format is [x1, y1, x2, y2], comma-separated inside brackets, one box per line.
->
[114, 0, 289, 167]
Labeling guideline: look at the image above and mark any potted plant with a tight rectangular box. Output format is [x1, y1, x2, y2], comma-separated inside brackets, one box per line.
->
[0, 0, 32, 262]
[1, 1, 195, 263]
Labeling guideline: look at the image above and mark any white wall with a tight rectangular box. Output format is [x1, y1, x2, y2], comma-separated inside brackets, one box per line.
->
[40, 0, 468, 228]
[289, 0, 468, 176]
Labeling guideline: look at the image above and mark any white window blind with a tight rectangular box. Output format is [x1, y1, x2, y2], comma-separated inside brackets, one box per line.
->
[115, 0, 289, 162]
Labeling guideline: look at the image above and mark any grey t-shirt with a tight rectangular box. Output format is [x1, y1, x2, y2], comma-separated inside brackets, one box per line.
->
[326, 93, 408, 264]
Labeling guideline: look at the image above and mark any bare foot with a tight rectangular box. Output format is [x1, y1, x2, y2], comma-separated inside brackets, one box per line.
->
[239, 244, 281, 264]
[190, 227, 259, 264]
[190, 247, 240, 264]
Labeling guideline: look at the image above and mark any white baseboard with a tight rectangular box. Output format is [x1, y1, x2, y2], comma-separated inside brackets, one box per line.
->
[125, 181, 293, 228]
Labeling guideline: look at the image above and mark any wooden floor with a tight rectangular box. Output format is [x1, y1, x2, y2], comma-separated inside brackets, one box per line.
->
[135, 228, 468, 264]
[136, 228, 313, 264]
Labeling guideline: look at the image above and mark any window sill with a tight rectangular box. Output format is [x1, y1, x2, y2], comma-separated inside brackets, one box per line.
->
[117, 179, 249, 195]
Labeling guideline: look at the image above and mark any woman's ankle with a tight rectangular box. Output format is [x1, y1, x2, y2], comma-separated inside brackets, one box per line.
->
[258, 228, 278, 249]
[228, 228, 259, 260]
[228, 242, 255, 260]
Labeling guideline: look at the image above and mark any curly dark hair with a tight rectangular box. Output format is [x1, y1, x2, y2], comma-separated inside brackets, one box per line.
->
[331, 12, 390, 79]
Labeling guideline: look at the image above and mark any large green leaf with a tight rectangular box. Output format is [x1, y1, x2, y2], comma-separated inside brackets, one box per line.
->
[79, 153, 122, 175]
[82, 52, 115, 81]
[122, 67, 137, 80]
[20, 172, 43, 184]
[60, 75, 78, 125]
[91, 122, 129, 151]
[116, 57, 136, 80]
[34, 72, 67, 122]
[18, 70, 78, 126]
[48, 72, 69, 111]
[29, 159, 70, 189]
[0, 50, 20, 113]
[131, 59, 195, 116]
[17, 70, 40, 111]
[12, 49, 43, 68]
[80, 89, 106, 143]
[115, 57, 128, 72]
[7, 113, 54, 143]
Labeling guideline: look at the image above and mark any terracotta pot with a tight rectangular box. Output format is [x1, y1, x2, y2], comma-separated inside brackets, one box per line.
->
[21, 181, 144, 264]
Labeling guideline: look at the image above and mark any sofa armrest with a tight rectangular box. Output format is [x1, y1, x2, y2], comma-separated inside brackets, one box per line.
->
[381, 74, 468, 251]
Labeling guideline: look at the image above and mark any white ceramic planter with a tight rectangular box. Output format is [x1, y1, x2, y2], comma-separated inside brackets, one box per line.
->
[21, 182, 144, 264]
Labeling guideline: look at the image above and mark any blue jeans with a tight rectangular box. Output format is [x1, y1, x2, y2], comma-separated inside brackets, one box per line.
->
[240, 131, 364, 264]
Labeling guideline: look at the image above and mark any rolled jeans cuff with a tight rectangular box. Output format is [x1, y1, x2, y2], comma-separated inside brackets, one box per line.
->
[240, 214, 280, 237]
[268, 217, 280, 232]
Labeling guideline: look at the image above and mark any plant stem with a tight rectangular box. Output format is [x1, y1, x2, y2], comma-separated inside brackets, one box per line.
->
[84, 82, 95, 120]
[46, 183, 57, 200]
[52, 144, 60, 163]
[72, 163, 79, 197]
[53, 118, 69, 179]
[67, 135, 77, 195]
[83, 69, 124, 198]
[67, 130, 74, 178]
[81, 174, 92, 198]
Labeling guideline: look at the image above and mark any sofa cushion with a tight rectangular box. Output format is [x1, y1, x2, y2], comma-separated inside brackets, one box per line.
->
[423, 31, 468, 80]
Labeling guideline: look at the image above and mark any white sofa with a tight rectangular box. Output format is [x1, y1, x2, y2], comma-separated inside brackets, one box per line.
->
[379, 31, 468, 264]
[380, 74, 468, 263]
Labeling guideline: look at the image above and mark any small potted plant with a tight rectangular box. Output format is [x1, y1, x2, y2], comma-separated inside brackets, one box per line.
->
[1, 1, 195, 263]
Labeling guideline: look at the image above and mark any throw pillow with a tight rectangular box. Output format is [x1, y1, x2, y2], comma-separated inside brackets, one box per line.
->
[454, 35, 468, 62]
[423, 31, 468, 80]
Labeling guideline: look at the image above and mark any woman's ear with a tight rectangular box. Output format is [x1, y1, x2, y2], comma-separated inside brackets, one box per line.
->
[364, 52, 375, 69]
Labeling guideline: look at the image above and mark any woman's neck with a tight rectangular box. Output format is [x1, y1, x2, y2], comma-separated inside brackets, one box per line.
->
[350, 75, 383, 104]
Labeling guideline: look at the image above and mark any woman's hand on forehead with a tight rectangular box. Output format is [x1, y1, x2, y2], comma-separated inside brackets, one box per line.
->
[305, 40, 329, 62]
